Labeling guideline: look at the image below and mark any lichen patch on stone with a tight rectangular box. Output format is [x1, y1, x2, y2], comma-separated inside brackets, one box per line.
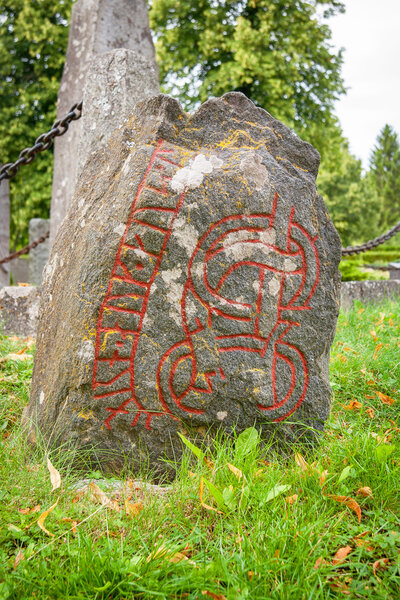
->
[170, 154, 223, 193]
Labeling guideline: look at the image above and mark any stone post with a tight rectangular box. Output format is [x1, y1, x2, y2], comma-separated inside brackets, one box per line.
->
[0, 177, 10, 287]
[29, 219, 50, 286]
[50, 0, 159, 246]
[77, 49, 159, 181]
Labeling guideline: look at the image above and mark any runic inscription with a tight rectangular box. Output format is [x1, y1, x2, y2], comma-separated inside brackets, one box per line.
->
[92, 140, 320, 431]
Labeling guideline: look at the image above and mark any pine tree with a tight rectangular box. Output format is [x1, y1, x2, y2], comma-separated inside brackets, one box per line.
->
[369, 124, 400, 231]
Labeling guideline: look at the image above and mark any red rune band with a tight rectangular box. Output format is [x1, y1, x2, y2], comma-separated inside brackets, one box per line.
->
[92, 140, 320, 431]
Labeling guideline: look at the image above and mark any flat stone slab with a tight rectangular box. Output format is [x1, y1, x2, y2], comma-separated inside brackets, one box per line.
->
[0, 286, 40, 337]
[341, 280, 400, 310]
[24, 93, 341, 477]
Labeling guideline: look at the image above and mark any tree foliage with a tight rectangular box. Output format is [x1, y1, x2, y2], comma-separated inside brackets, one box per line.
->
[0, 0, 73, 248]
[318, 144, 378, 247]
[149, 0, 346, 155]
[369, 124, 400, 232]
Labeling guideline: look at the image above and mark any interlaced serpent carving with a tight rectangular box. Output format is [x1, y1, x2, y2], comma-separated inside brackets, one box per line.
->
[92, 140, 320, 430]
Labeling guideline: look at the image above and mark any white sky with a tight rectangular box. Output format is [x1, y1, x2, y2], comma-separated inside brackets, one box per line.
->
[329, 0, 400, 169]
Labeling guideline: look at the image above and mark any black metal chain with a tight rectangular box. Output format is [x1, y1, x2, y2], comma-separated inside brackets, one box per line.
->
[342, 219, 400, 256]
[0, 232, 49, 267]
[0, 101, 83, 183]
[0, 101, 82, 267]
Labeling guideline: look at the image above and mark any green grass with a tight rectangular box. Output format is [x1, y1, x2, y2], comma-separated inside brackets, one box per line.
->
[0, 301, 399, 599]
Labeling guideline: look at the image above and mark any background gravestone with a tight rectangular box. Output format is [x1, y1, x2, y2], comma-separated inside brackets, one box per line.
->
[29, 219, 50, 286]
[50, 0, 159, 246]
[24, 93, 341, 477]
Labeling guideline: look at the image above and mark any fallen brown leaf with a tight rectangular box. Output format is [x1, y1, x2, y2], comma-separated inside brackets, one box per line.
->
[37, 498, 59, 537]
[167, 551, 189, 564]
[285, 494, 298, 505]
[343, 400, 362, 411]
[203, 457, 214, 470]
[319, 469, 328, 487]
[357, 487, 373, 498]
[125, 499, 143, 517]
[354, 538, 374, 552]
[328, 495, 362, 522]
[253, 468, 264, 479]
[13, 549, 24, 569]
[88, 482, 119, 511]
[18, 504, 40, 515]
[199, 477, 222, 514]
[294, 453, 309, 472]
[365, 408, 375, 419]
[373, 557, 389, 581]
[327, 577, 351, 595]
[59, 517, 78, 535]
[47, 457, 61, 491]
[375, 391, 395, 406]
[332, 545, 352, 565]
[201, 591, 227, 600]
[373, 343, 383, 360]
[2, 353, 32, 362]
[226, 463, 243, 480]
[313, 557, 327, 569]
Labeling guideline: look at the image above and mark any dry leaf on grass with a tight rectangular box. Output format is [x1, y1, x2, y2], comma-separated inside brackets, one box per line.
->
[37, 498, 59, 537]
[47, 457, 61, 491]
[319, 470, 328, 487]
[2, 353, 32, 362]
[365, 408, 375, 419]
[327, 577, 351, 595]
[357, 487, 373, 498]
[354, 538, 374, 552]
[375, 391, 395, 405]
[147, 544, 190, 564]
[199, 477, 222, 514]
[332, 545, 352, 565]
[285, 494, 298, 505]
[294, 453, 309, 472]
[13, 550, 24, 569]
[203, 457, 215, 470]
[59, 517, 78, 535]
[253, 468, 264, 480]
[328, 495, 362, 522]
[125, 499, 143, 517]
[18, 504, 40, 515]
[226, 463, 243, 480]
[313, 557, 327, 569]
[343, 400, 362, 411]
[88, 482, 119, 511]
[373, 558, 389, 582]
[201, 591, 227, 600]
[373, 343, 383, 360]
[373, 558, 389, 575]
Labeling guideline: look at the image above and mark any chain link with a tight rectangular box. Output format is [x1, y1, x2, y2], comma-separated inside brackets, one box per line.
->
[0, 231, 49, 266]
[342, 218, 400, 256]
[0, 101, 82, 267]
[0, 101, 83, 183]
